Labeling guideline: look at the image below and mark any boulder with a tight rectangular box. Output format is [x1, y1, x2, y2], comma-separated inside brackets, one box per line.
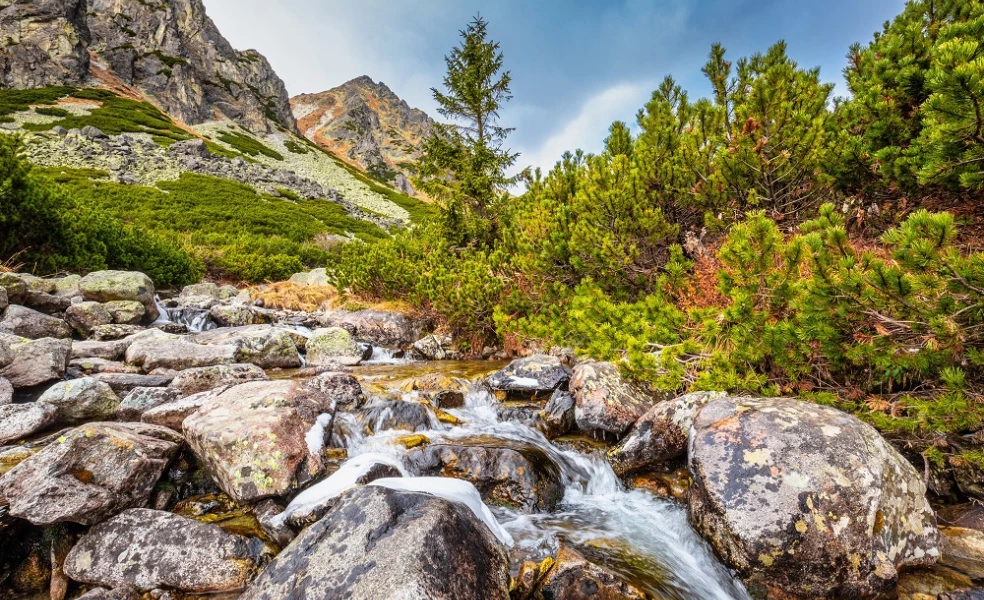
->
[0, 337, 10, 368]
[487, 355, 571, 397]
[117, 387, 179, 421]
[539, 389, 576, 439]
[1, 337, 72, 388]
[608, 391, 726, 475]
[69, 357, 142, 375]
[75, 586, 139, 600]
[78, 271, 159, 323]
[183, 379, 336, 502]
[63, 509, 267, 593]
[0, 402, 58, 444]
[0, 287, 7, 313]
[405, 437, 564, 512]
[536, 544, 647, 600]
[0, 272, 27, 305]
[103, 300, 145, 325]
[941, 527, 984, 580]
[0, 377, 12, 404]
[209, 304, 267, 328]
[306, 371, 365, 411]
[71, 338, 133, 361]
[169, 363, 268, 396]
[322, 309, 427, 347]
[358, 399, 439, 433]
[0, 422, 182, 525]
[570, 360, 656, 437]
[90, 324, 144, 341]
[140, 389, 218, 430]
[238, 485, 510, 600]
[65, 302, 114, 336]
[192, 326, 302, 369]
[412, 333, 456, 361]
[288, 268, 329, 287]
[38, 376, 120, 422]
[0, 305, 73, 339]
[689, 396, 940, 598]
[125, 333, 236, 371]
[306, 327, 366, 366]
[91, 372, 174, 395]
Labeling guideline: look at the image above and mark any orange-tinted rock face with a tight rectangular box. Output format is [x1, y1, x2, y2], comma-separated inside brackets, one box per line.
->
[291, 76, 435, 195]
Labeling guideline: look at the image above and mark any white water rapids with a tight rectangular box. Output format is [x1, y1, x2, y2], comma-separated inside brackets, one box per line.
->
[310, 379, 751, 599]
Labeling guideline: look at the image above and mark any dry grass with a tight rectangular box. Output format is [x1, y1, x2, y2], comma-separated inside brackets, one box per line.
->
[250, 282, 343, 312]
[0, 252, 25, 274]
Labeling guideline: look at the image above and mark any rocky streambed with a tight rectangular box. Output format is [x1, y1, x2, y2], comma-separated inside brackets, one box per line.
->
[1, 270, 983, 599]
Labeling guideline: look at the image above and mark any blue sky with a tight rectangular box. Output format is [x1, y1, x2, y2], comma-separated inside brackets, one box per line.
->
[205, 0, 908, 173]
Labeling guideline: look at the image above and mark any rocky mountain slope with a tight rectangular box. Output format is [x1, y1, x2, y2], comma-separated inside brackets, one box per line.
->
[292, 76, 435, 195]
[0, 0, 295, 133]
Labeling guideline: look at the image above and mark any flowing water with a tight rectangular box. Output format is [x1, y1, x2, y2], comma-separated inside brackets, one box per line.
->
[330, 360, 751, 599]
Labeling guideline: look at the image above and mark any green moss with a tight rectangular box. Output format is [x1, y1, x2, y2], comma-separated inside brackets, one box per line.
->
[34, 106, 70, 118]
[0, 86, 77, 116]
[142, 50, 190, 68]
[283, 139, 310, 154]
[215, 130, 284, 161]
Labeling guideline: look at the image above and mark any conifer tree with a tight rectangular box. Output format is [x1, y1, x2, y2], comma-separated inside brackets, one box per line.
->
[414, 16, 519, 247]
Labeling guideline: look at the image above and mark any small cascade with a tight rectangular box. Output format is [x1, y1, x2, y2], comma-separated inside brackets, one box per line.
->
[362, 346, 414, 366]
[165, 307, 216, 332]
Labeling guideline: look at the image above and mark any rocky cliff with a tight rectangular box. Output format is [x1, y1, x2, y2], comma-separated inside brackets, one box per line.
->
[292, 76, 434, 195]
[0, 0, 296, 133]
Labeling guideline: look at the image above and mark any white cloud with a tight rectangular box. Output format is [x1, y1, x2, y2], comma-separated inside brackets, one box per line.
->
[517, 82, 652, 176]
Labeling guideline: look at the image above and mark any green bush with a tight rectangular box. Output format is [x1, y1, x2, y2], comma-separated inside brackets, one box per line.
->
[34, 106, 70, 118]
[215, 130, 284, 161]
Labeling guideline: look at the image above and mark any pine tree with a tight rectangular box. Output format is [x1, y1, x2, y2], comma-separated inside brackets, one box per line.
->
[603, 121, 634, 158]
[414, 16, 519, 248]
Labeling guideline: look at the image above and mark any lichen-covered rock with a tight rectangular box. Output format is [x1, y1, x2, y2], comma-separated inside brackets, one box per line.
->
[0, 422, 182, 525]
[0, 287, 7, 313]
[412, 333, 456, 361]
[289, 268, 329, 287]
[125, 332, 236, 371]
[487, 355, 572, 396]
[0, 273, 26, 305]
[321, 309, 428, 347]
[71, 337, 133, 362]
[307, 327, 366, 366]
[209, 304, 268, 328]
[405, 437, 564, 512]
[689, 396, 940, 598]
[358, 399, 439, 434]
[238, 485, 510, 600]
[103, 300, 145, 325]
[65, 302, 114, 336]
[0, 305, 73, 339]
[169, 363, 268, 396]
[117, 387, 179, 421]
[0, 377, 12, 405]
[64, 509, 267, 593]
[941, 527, 984, 580]
[0, 337, 11, 368]
[0, 402, 58, 444]
[183, 379, 336, 502]
[38, 376, 120, 422]
[537, 544, 647, 600]
[0, 337, 72, 388]
[90, 324, 145, 341]
[78, 271, 158, 323]
[306, 371, 365, 411]
[608, 391, 726, 475]
[140, 389, 217, 430]
[74, 586, 140, 600]
[192, 326, 302, 369]
[539, 389, 576, 439]
[570, 360, 656, 437]
[91, 372, 174, 395]
[897, 566, 973, 599]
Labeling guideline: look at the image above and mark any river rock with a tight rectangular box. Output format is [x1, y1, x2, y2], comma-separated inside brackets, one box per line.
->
[537, 544, 647, 600]
[0, 287, 6, 313]
[0, 422, 182, 525]
[183, 379, 336, 502]
[91, 372, 174, 394]
[209, 304, 267, 328]
[322, 309, 427, 347]
[0, 402, 58, 444]
[941, 527, 984, 579]
[306, 327, 366, 366]
[239, 485, 510, 600]
[192, 326, 302, 369]
[104, 300, 145, 325]
[0, 273, 28, 304]
[71, 338, 133, 361]
[169, 363, 268, 396]
[540, 389, 576, 439]
[570, 360, 656, 437]
[1, 337, 72, 388]
[65, 301, 114, 336]
[897, 566, 973, 599]
[487, 355, 572, 396]
[0, 337, 10, 368]
[140, 389, 218, 430]
[405, 437, 564, 512]
[70, 357, 141, 375]
[117, 387, 179, 421]
[91, 324, 145, 341]
[64, 508, 267, 593]
[688, 396, 940, 598]
[412, 333, 456, 361]
[0, 377, 12, 404]
[940, 589, 984, 600]
[75, 586, 140, 600]
[24, 289, 73, 314]
[608, 391, 725, 475]
[38, 376, 120, 422]
[359, 399, 438, 433]
[125, 333, 237, 371]
[0, 305, 72, 339]
[78, 271, 159, 323]
[307, 370, 365, 410]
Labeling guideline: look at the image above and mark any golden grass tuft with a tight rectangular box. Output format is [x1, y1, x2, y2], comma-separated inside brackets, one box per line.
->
[250, 282, 343, 312]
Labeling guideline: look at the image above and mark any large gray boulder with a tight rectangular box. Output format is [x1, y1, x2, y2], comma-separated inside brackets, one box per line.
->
[239, 485, 510, 600]
[125, 332, 236, 371]
[689, 396, 941, 598]
[321, 309, 428, 347]
[487, 355, 572, 397]
[607, 391, 726, 475]
[140, 389, 218, 430]
[65, 301, 114, 336]
[117, 387, 179, 421]
[192, 326, 302, 369]
[79, 271, 159, 323]
[71, 338, 133, 361]
[209, 304, 267, 328]
[0, 305, 72, 339]
[0, 337, 72, 388]
[38, 376, 120, 422]
[570, 360, 656, 437]
[183, 379, 336, 502]
[103, 300, 145, 325]
[0, 402, 58, 444]
[169, 363, 268, 396]
[0, 422, 182, 525]
[0, 272, 27, 305]
[306, 327, 366, 366]
[64, 509, 267, 593]
[91, 372, 174, 395]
